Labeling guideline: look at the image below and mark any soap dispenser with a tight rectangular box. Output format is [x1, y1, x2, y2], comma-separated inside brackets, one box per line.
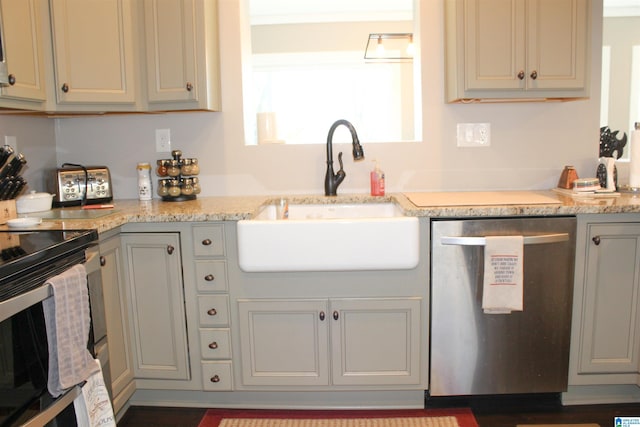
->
[370, 160, 385, 196]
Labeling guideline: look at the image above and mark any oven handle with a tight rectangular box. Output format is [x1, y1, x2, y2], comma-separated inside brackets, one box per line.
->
[0, 248, 97, 323]
[440, 233, 569, 246]
[21, 385, 82, 427]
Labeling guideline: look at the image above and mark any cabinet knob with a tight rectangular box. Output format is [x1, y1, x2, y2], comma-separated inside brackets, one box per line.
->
[204, 274, 215, 282]
[186, 82, 193, 92]
[319, 311, 325, 321]
[517, 70, 525, 80]
[592, 236, 601, 245]
[210, 375, 220, 383]
[208, 341, 218, 350]
[100, 256, 106, 267]
[202, 238, 212, 246]
[61, 83, 69, 93]
[8, 74, 16, 86]
[530, 70, 538, 80]
[167, 245, 175, 255]
[207, 308, 217, 316]
[333, 310, 339, 320]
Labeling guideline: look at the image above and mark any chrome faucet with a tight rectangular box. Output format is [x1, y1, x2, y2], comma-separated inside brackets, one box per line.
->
[324, 119, 365, 196]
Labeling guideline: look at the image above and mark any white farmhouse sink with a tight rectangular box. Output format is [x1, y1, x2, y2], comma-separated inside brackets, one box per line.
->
[237, 202, 419, 272]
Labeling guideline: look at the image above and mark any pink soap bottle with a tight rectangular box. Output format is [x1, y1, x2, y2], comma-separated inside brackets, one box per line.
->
[370, 160, 385, 196]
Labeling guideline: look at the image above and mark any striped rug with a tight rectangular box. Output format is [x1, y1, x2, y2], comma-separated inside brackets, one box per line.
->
[198, 409, 478, 427]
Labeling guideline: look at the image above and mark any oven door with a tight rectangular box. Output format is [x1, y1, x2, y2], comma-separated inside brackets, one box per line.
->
[0, 248, 99, 427]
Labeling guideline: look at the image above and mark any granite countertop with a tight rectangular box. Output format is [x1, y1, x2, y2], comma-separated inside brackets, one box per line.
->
[4, 190, 640, 234]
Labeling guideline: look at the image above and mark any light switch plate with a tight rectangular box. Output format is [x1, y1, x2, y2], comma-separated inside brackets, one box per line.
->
[457, 123, 490, 147]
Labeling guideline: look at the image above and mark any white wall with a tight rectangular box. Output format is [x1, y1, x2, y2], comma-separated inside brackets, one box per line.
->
[50, 0, 604, 199]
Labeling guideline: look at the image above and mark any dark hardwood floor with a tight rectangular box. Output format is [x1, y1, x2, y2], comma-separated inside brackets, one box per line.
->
[117, 397, 640, 427]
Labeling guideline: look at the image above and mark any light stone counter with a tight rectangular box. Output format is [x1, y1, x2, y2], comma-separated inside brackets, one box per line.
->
[5, 190, 640, 234]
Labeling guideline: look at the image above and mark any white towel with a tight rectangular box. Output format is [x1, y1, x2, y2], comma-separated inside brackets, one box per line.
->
[74, 359, 116, 427]
[482, 236, 524, 314]
[42, 264, 99, 397]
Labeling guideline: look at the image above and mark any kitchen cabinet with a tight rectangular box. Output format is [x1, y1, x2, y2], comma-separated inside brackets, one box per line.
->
[569, 216, 640, 386]
[445, 0, 590, 102]
[121, 232, 190, 380]
[237, 297, 422, 387]
[48, 0, 138, 110]
[98, 232, 135, 416]
[142, 0, 221, 111]
[0, 0, 48, 109]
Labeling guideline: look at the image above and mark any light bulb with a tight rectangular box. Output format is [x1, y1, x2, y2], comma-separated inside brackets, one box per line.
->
[406, 35, 415, 56]
[376, 36, 385, 56]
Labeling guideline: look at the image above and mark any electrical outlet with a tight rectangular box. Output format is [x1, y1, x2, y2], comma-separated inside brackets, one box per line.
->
[456, 123, 491, 147]
[4, 135, 17, 153]
[155, 129, 171, 152]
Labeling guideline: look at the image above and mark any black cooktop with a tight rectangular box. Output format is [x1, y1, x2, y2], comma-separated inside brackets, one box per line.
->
[0, 229, 98, 299]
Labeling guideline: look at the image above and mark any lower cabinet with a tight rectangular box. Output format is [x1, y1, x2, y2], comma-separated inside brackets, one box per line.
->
[238, 297, 422, 387]
[121, 232, 190, 380]
[99, 233, 135, 415]
[569, 217, 640, 386]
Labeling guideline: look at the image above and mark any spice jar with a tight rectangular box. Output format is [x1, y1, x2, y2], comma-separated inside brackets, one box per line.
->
[167, 160, 181, 177]
[190, 158, 200, 175]
[181, 158, 193, 176]
[192, 177, 201, 194]
[157, 179, 170, 197]
[181, 178, 194, 196]
[156, 160, 168, 177]
[168, 179, 181, 197]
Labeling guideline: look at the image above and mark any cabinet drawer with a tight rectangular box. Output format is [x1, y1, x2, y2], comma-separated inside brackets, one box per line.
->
[198, 295, 230, 327]
[201, 361, 233, 391]
[195, 260, 228, 292]
[200, 328, 232, 360]
[192, 225, 225, 257]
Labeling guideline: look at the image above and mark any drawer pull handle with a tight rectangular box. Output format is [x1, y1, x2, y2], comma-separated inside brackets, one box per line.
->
[210, 375, 220, 383]
[205, 274, 215, 282]
[530, 70, 538, 80]
[202, 239, 212, 246]
[167, 245, 175, 255]
[8, 74, 16, 86]
[319, 311, 325, 321]
[100, 256, 106, 267]
[208, 341, 218, 350]
[592, 236, 601, 245]
[61, 83, 69, 93]
[517, 70, 525, 80]
[333, 310, 339, 320]
[186, 82, 193, 91]
[207, 308, 217, 316]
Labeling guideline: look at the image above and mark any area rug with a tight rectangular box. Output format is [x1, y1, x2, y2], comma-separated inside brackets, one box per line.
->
[198, 409, 478, 427]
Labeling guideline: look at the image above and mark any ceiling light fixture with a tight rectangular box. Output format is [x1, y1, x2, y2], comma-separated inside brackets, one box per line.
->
[364, 33, 414, 62]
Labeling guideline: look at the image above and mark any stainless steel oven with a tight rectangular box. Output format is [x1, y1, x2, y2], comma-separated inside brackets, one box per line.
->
[0, 229, 105, 427]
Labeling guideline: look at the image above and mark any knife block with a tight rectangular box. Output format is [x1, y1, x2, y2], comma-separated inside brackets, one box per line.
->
[0, 200, 17, 224]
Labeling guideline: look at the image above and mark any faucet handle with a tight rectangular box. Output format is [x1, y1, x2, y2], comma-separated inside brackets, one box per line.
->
[337, 152, 344, 173]
[335, 152, 346, 185]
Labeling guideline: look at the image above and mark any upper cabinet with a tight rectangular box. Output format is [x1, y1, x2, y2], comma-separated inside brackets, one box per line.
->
[445, 0, 591, 102]
[49, 0, 138, 110]
[0, 0, 48, 108]
[143, 0, 221, 111]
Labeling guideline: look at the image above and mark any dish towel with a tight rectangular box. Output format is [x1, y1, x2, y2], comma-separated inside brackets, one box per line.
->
[42, 264, 99, 397]
[74, 359, 116, 427]
[482, 236, 524, 314]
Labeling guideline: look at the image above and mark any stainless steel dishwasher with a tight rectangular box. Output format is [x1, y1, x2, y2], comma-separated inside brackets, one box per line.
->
[430, 216, 576, 396]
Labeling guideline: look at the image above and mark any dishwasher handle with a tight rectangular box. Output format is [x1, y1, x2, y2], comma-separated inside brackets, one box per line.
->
[440, 233, 569, 246]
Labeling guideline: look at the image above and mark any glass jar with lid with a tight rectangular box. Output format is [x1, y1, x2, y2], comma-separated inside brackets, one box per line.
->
[192, 177, 201, 194]
[181, 158, 193, 176]
[157, 179, 170, 197]
[190, 158, 200, 175]
[168, 179, 182, 197]
[156, 159, 168, 177]
[181, 178, 194, 196]
[167, 160, 181, 177]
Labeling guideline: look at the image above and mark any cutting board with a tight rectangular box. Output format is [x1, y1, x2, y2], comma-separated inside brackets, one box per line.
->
[404, 191, 562, 207]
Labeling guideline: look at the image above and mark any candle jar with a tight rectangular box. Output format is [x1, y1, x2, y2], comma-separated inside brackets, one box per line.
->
[167, 160, 181, 177]
[168, 179, 181, 197]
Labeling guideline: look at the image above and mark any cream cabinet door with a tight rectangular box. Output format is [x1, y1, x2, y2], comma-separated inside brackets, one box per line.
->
[330, 298, 422, 386]
[0, 0, 47, 105]
[49, 0, 136, 105]
[577, 223, 640, 376]
[446, 0, 590, 101]
[122, 232, 190, 380]
[143, 0, 221, 111]
[238, 299, 330, 386]
[99, 234, 135, 415]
